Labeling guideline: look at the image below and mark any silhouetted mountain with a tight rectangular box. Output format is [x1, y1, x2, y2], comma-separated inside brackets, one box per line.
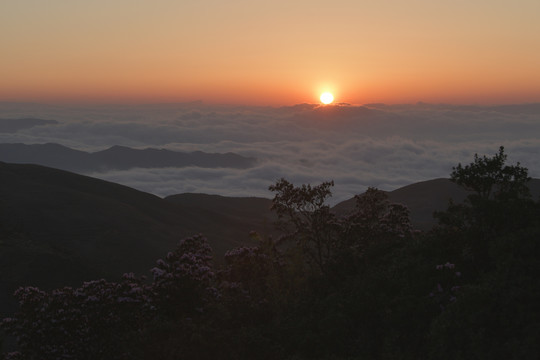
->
[164, 193, 276, 246]
[0, 162, 266, 315]
[0, 118, 58, 133]
[333, 178, 540, 230]
[0, 143, 257, 173]
[0, 143, 92, 172]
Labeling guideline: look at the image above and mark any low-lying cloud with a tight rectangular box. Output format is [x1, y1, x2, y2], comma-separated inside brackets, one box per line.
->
[1, 102, 539, 204]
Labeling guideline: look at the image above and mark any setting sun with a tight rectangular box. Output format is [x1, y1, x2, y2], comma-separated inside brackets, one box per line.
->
[320, 92, 334, 105]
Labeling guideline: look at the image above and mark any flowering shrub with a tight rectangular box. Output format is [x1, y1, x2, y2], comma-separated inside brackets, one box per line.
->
[429, 262, 462, 311]
[150, 234, 217, 317]
[1, 235, 218, 359]
[222, 234, 284, 303]
[1, 274, 152, 359]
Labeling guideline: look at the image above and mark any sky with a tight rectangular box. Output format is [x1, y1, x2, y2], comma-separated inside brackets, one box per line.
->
[2, 0, 540, 105]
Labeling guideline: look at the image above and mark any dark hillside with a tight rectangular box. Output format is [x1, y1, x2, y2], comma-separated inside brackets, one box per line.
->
[333, 178, 540, 230]
[164, 193, 276, 247]
[0, 163, 189, 296]
[0, 163, 265, 314]
[386, 178, 468, 229]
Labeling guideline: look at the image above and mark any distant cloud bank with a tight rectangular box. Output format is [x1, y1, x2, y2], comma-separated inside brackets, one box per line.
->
[1, 102, 539, 204]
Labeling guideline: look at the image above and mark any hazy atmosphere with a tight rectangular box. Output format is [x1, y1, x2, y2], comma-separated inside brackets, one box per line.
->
[2, 102, 539, 203]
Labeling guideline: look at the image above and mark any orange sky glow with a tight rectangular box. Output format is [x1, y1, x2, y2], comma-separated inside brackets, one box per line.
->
[1, 0, 539, 105]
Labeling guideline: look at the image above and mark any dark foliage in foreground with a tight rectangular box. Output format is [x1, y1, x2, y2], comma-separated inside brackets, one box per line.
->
[2, 147, 540, 359]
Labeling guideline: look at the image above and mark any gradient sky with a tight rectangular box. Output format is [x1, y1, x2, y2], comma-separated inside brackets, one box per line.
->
[2, 0, 540, 105]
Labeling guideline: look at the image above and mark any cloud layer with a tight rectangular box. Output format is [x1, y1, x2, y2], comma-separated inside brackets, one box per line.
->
[1, 102, 539, 204]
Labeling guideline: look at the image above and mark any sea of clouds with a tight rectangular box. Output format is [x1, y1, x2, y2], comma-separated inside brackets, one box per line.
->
[1, 101, 539, 204]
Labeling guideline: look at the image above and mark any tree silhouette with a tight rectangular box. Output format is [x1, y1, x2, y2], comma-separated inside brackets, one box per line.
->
[450, 146, 530, 201]
[269, 178, 337, 273]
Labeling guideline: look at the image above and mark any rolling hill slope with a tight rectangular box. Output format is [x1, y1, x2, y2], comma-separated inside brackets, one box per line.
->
[0, 162, 265, 314]
[333, 178, 540, 230]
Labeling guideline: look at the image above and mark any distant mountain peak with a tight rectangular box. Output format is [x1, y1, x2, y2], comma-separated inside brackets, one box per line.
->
[0, 143, 257, 173]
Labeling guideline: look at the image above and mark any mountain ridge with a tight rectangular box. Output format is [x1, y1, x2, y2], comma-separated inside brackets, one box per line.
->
[333, 177, 540, 230]
[0, 143, 257, 173]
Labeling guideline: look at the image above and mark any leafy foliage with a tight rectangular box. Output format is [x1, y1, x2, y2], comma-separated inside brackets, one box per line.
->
[451, 146, 530, 201]
[269, 178, 337, 273]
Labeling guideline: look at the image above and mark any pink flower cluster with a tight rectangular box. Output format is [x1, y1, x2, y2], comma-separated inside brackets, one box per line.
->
[1, 274, 152, 359]
[1, 235, 218, 359]
[149, 235, 217, 315]
[430, 261, 463, 311]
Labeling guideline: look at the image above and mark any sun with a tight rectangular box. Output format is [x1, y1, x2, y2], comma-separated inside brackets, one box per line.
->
[320, 92, 334, 105]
